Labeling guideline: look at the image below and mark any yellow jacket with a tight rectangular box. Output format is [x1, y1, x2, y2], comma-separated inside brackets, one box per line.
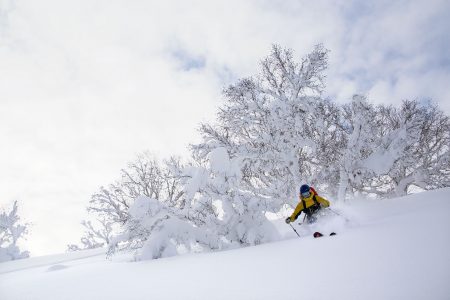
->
[289, 193, 330, 222]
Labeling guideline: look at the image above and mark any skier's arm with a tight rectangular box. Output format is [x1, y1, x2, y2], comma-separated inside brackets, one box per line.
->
[289, 201, 305, 222]
[316, 195, 330, 208]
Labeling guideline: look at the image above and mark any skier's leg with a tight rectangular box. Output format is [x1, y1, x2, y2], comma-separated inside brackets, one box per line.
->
[307, 214, 317, 224]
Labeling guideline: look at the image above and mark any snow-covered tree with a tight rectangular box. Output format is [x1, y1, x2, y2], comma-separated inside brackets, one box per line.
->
[192, 44, 449, 204]
[0, 201, 29, 262]
[192, 44, 331, 211]
[335, 95, 381, 201]
[109, 147, 280, 260]
[370, 100, 450, 196]
[184, 147, 280, 247]
[70, 153, 185, 251]
[67, 218, 113, 251]
[88, 154, 184, 226]
[336, 98, 450, 199]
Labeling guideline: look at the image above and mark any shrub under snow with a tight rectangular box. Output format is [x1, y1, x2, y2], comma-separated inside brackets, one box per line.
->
[108, 196, 219, 260]
[0, 201, 29, 262]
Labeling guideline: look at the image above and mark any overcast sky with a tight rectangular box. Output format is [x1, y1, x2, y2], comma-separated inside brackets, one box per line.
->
[1, 0, 449, 256]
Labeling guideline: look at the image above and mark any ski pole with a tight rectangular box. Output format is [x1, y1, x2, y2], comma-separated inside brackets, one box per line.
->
[289, 223, 301, 237]
[327, 208, 350, 222]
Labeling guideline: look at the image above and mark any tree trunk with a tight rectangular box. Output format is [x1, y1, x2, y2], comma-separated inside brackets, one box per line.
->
[338, 168, 349, 202]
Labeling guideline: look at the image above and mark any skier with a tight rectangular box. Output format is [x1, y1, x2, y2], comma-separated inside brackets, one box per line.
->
[285, 184, 330, 224]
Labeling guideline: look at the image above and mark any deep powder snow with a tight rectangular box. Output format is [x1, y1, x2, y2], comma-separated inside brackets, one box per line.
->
[0, 188, 449, 300]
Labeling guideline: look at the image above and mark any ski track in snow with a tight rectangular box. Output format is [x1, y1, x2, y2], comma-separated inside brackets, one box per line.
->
[0, 188, 449, 300]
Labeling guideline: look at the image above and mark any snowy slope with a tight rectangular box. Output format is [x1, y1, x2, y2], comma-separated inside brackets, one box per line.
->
[1, 189, 449, 300]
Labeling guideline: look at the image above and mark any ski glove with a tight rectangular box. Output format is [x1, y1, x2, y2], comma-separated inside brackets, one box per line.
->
[285, 217, 291, 224]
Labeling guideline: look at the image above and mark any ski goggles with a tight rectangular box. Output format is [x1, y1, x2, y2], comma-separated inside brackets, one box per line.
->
[301, 191, 311, 198]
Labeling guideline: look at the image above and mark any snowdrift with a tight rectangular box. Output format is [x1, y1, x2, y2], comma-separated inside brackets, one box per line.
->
[1, 188, 449, 300]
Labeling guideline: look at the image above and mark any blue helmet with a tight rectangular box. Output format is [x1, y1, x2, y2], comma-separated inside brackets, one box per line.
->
[300, 184, 310, 194]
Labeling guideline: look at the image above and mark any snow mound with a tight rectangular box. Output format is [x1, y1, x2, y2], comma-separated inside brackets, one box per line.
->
[46, 265, 68, 272]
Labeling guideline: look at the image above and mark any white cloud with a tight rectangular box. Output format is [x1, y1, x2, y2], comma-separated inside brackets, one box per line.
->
[1, 0, 449, 255]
